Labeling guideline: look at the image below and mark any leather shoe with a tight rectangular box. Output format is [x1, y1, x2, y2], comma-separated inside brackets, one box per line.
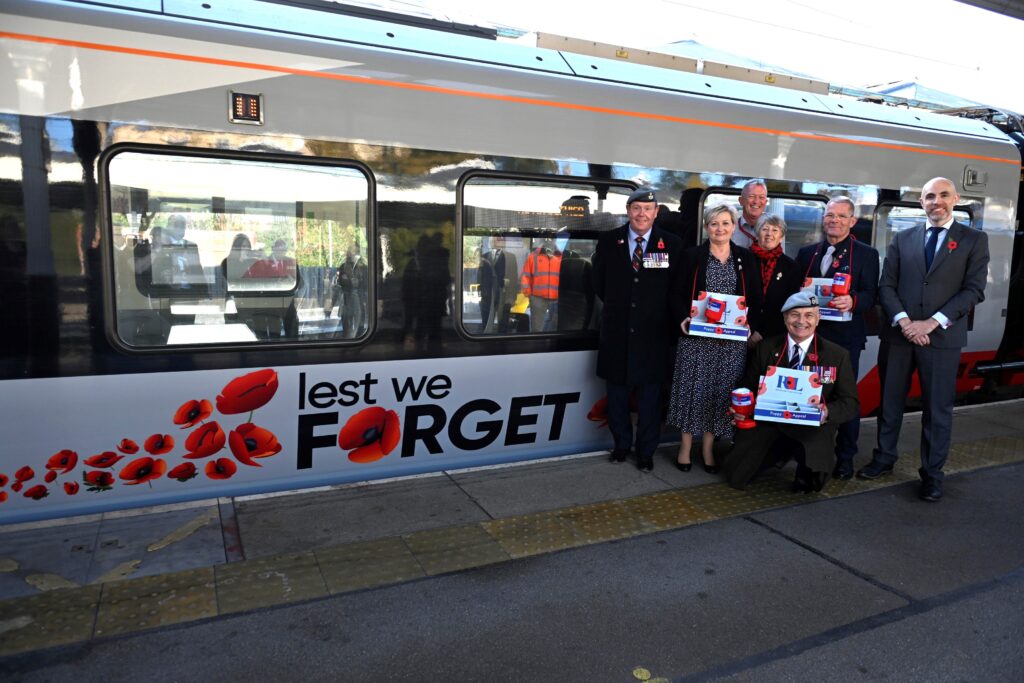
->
[675, 461, 692, 472]
[703, 463, 719, 475]
[856, 460, 894, 480]
[833, 460, 854, 481]
[637, 457, 653, 473]
[919, 479, 943, 502]
[811, 471, 829, 492]
[609, 449, 628, 463]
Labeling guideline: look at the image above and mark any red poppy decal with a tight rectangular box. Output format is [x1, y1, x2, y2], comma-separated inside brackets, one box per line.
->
[144, 433, 175, 455]
[228, 423, 282, 466]
[216, 369, 279, 415]
[734, 315, 747, 327]
[808, 394, 821, 406]
[947, 240, 958, 251]
[44, 470, 57, 484]
[809, 373, 822, 388]
[84, 470, 115, 491]
[167, 462, 198, 482]
[174, 399, 213, 428]
[783, 410, 793, 419]
[338, 407, 401, 463]
[15, 466, 34, 483]
[11, 481, 22, 493]
[0, 473, 6, 487]
[184, 421, 227, 459]
[119, 457, 167, 486]
[0, 491, 6, 503]
[587, 397, 609, 428]
[802, 278, 813, 288]
[205, 458, 237, 480]
[46, 450, 78, 474]
[85, 452, 124, 468]
[758, 381, 768, 395]
[736, 297, 747, 310]
[116, 438, 139, 454]
[690, 305, 699, 318]
[765, 366, 777, 377]
[64, 481, 80, 495]
[23, 485, 49, 500]
[696, 291, 708, 301]
[714, 326, 724, 334]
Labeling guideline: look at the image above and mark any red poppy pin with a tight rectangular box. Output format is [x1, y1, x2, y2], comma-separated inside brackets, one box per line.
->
[657, 239, 665, 249]
[947, 240, 958, 252]
[807, 353, 818, 362]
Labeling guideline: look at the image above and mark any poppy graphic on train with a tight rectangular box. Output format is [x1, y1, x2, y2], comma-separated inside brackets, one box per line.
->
[338, 407, 401, 463]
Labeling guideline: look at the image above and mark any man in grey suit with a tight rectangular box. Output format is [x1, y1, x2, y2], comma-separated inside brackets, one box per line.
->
[856, 177, 989, 502]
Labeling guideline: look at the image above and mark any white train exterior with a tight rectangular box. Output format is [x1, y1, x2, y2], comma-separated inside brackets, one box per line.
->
[0, 0, 1020, 523]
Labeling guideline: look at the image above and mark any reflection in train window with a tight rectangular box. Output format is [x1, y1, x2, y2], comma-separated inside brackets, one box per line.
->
[459, 175, 634, 336]
[702, 191, 827, 258]
[875, 203, 972, 255]
[106, 150, 371, 348]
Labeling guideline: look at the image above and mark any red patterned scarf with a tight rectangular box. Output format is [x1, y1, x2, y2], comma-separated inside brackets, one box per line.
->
[751, 243, 782, 295]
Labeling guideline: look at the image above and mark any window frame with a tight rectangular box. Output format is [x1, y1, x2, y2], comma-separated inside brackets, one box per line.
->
[454, 169, 637, 342]
[700, 187, 831, 255]
[99, 143, 377, 354]
[873, 200, 975, 256]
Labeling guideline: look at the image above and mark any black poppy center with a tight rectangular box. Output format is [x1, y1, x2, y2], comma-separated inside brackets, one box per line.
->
[361, 426, 381, 445]
[188, 406, 201, 420]
[244, 437, 258, 452]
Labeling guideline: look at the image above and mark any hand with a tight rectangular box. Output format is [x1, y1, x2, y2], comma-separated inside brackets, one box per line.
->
[728, 406, 744, 424]
[901, 318, 938, 341]
[747, 331, 763, 348]
[819, 404, 829, 424]
[829, 294, 853, 312]
[680, 317, 691, 335]
[912, 333, 931, 347]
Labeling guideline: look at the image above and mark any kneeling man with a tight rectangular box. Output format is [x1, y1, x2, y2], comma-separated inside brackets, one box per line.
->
[723, 292, 859, 492]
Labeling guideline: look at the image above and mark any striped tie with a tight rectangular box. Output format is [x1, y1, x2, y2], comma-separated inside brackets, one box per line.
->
[632, 236, 644, 272]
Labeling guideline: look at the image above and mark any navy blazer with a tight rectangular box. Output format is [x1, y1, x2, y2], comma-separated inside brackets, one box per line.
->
[796, 237, 880, 350]
[878, 221, 989, 349]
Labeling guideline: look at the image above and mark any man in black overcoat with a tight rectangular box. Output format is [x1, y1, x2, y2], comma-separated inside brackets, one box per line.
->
[723, 291, 859, 492]
[796, 197, 879, 480]
[592, 189, 683, 471]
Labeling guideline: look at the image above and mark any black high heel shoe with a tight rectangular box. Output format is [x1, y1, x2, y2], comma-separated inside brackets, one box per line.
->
[703, 462, 719, 475]
[676, 461, 692, 472]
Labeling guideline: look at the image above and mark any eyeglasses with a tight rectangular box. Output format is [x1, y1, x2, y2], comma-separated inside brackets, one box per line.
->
[824, 213, 853, 220]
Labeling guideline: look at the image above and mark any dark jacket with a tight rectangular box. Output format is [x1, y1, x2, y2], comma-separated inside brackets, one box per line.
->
[674, 241, 763, 333]
[878, 221, 988, 349]
[592, 224, 683, 385]
[796, 236, 880, 350]
[755, 252, 802, 339]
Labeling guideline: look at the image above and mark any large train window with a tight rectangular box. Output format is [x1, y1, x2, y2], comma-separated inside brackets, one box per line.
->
[875, 202, 972, 255]
[458, 174, 634, 336]
[702, 190, 827, 258]
[105, 148, 372, 349]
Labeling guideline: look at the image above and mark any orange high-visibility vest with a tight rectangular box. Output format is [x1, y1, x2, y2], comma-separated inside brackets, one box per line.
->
[520, 248, 562, 299]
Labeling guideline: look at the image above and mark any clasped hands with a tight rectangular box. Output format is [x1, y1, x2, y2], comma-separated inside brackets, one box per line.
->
[899, 318, 938, 346]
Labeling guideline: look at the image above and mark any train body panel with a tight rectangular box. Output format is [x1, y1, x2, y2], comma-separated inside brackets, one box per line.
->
[0, 0, 1020, 522]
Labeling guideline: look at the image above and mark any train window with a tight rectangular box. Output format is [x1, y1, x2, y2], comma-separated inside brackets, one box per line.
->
[459, 175, 634, 336]
[701, 191, 827, 258]
[105, 150, 371, 349]
[875, 203, 972, 255]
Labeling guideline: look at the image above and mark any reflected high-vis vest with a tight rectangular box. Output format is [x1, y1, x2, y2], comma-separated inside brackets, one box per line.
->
[520, 248, 562, 299]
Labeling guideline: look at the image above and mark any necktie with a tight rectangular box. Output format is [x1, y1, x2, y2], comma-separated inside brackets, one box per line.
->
[789, 344, 802, 368]
[819, 245, 835, 276]
[632, 236, 644, 272]
[924, 227, 942, 271]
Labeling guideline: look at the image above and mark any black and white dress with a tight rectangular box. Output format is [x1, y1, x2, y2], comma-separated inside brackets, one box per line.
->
[668, 253, 748, 437]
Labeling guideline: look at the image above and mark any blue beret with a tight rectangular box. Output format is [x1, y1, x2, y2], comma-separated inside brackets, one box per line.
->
[781, 291, 819, 312]
[626, 189, 657, 205]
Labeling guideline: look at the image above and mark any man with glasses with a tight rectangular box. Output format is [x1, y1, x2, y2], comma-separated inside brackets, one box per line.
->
[796, 197, 879, 480]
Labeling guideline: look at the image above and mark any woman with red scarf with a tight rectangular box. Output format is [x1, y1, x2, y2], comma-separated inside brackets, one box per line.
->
[748, 215, 802, 346]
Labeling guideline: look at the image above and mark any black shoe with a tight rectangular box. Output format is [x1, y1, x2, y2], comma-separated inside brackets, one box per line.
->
[703, 463, 719, 475]
[856, 460, 894, 480]
[811, 472, 829, 492]
[833, 460, 854, 481]
[609, 449, 628, 463]
[919, 479, 943, 502]
[676, 461, 692, 472]
[637, 456, 653, 473]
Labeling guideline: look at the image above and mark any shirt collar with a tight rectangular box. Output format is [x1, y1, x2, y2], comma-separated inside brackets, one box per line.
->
[786, 334, 813, 355]
[931, 216, 955, 230]
[628, 226, 651, 246]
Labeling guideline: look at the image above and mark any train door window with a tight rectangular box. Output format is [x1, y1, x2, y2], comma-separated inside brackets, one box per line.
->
[459, 174, 634, 336]
[702, 190, 827, 258]
[105, 149, 372, 349]
[875, 203, 972, 255]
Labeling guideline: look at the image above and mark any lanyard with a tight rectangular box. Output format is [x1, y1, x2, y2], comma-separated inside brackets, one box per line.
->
[774, 334, 819, 367]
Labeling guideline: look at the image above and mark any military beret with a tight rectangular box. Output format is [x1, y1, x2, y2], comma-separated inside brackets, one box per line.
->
[626, 188, 657, 205]
[781, 291, 819, 313]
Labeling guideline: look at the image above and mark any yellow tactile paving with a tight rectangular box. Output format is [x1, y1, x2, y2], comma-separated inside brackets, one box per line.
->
[315, 537, 424, 594]
[1, 432, 1021, 657]
[403, 524, 510, 575]
[0, 585, 100, 656]
[94, 568, 216, 638]
[483, 512, 584, 559]
[215, 551, 327, 614]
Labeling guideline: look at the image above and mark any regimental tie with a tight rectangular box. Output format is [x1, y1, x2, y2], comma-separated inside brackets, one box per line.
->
[632, 236, 644, 272]
[789, 344, 802, 368]
[924, 226, 942, 271]
[820, 245, 835, 276]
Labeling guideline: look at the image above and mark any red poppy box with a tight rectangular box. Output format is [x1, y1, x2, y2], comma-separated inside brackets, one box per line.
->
[688, 291, 749, 341]
[801, 278, 853, 322]
[753, 366, 824, 426]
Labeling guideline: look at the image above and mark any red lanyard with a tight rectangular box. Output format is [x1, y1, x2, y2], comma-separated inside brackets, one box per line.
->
[690, 248, 748, 302]
[805, 235, 855, 280]
[774, 334, 819, 366]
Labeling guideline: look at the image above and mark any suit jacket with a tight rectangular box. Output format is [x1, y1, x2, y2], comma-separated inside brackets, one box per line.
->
[740, 333, 859, 428]
[592, 224, 683, 385]
[673, 242, 764, 333]
[878, 221, 989, 349]
[796, 237, 880, 350]
[756, 252, 802, 339]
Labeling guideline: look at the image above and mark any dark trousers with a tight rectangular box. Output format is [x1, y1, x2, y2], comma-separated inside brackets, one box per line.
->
[874, 341, 960, 482]
[606, 381, 661, 459]
[834, 344, 861, 463]
[724, 421, 837, 489]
